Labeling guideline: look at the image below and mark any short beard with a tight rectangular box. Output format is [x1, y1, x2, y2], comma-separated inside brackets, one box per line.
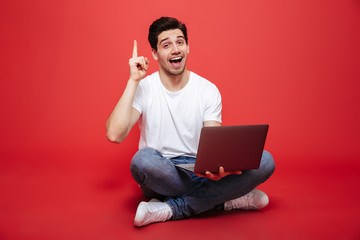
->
[165, 66, 186, 76]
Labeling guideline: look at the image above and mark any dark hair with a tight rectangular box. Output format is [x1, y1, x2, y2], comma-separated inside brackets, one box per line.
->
[148, 17, 188, 51]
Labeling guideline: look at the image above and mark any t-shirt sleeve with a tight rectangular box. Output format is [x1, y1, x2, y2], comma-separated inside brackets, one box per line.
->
[132, 83, 143, 114]
[204, 84, 222, 123]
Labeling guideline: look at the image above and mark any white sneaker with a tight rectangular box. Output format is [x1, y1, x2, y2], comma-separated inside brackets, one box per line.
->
[134, 199, 173, 227]
[224, 189, 269, 210]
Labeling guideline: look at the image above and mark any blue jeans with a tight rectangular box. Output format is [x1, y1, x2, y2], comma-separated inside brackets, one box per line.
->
[130, 147, 275, 220]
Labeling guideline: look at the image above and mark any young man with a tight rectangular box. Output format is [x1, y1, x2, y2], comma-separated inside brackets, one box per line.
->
[106, 17, 275, 227]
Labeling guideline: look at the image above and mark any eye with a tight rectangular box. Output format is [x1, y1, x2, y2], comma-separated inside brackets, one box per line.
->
[163, 44, 169, 49]
[177, 40, 184, 45]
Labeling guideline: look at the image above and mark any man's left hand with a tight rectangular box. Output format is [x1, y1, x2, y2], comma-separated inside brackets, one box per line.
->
[196, 166, 242, 181]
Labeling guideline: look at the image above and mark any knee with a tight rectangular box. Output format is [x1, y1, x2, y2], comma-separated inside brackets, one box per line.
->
[260, 150, 275, 177]
[130, 147, 158, 172]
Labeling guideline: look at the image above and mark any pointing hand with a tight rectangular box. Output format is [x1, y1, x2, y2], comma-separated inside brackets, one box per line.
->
[128, 40, 150, 82]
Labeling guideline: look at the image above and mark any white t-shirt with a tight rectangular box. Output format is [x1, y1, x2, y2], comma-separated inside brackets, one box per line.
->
[132, 71, 222, 158]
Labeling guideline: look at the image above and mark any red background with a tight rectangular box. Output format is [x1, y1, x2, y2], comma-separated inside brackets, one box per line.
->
[1, 0, 360, 239]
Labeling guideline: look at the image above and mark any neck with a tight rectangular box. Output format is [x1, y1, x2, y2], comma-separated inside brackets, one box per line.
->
[159, 69, 190, 92]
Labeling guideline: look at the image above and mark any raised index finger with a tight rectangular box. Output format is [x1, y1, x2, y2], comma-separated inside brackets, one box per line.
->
[132, 40, 138, 58]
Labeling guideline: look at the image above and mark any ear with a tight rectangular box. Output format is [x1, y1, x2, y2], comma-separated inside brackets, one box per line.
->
[152, 49, 158, 61]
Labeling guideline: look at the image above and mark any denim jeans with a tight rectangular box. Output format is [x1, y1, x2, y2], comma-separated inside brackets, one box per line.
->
[130, 147, 275, 220]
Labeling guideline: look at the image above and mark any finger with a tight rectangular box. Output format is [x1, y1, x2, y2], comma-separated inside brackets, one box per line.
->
[144, 57, 150, 68]
[205, 171, 213, 178]
[130, 57, 143, 69]
[132, 40, 138, 58]
[144, 58, 150, 71]
[137, 56, 148, 71]
[219, 166, 225, 177]
[142, 57, 146, 69]
[129, 58, 141, 69]
[195, 173, 206, 178]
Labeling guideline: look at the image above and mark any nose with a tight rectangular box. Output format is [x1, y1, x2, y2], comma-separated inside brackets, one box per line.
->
[171, 44, 181, 54]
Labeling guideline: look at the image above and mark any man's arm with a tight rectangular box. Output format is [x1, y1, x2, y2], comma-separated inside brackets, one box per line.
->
[106, 40, 149, 143]
[203, 121, 221, 127]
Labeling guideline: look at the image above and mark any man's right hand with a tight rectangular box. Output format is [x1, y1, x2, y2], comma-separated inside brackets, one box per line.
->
[129, 40, 150, 82]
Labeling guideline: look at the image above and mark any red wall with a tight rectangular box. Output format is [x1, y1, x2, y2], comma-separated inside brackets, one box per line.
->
[1, 0, 360, 167]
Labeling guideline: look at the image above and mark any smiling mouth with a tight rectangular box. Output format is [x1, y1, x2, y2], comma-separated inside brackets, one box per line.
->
[169, 57, 183, 64]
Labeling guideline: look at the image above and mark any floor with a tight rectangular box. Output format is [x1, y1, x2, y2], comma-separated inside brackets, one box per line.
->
[1, 148, 359, 240]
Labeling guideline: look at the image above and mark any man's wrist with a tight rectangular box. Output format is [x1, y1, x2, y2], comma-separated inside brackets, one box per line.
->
[128, 77, 141, 85]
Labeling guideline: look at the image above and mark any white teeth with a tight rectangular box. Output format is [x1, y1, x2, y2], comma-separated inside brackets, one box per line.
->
[170, 57, 182, 61]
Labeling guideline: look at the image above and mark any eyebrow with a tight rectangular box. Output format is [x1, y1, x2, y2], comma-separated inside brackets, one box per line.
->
[159, 36, 185, 45]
